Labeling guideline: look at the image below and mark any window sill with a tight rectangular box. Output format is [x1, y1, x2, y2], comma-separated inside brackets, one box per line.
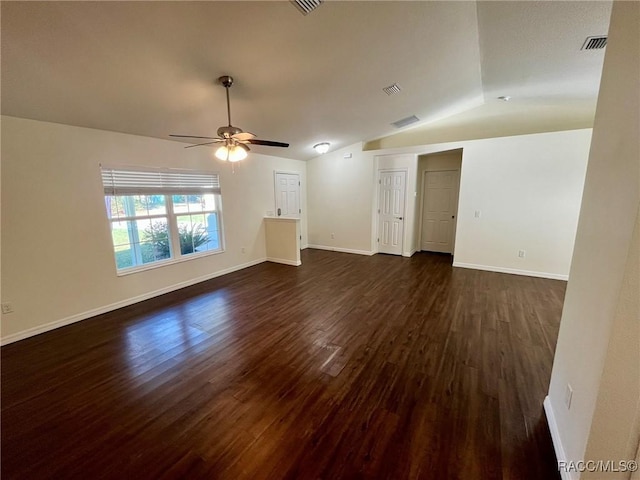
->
[115, 248, 226, 276]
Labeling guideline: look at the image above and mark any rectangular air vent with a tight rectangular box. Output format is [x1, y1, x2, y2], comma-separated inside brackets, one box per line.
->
[582, 36, 607, 50]
[383, 83, 401, 96]
[291, 0, 323, 16]
[391, 115, 420, 129]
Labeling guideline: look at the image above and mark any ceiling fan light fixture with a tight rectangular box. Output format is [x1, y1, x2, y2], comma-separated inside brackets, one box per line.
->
[215, 144, 248, 162]
[314, 142, 330, 154]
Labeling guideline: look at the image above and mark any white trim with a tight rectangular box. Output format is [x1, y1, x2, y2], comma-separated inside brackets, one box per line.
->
[115, 246, 225, 276]
[544, 396, 576, 480]
[452, 262, 569, 281]
[307, 244, 375, 256]
[0, 257, 267, 346]
[301, 244, 309, 250]
[266, 257, 302, 266]
[402, 249, 418, 258]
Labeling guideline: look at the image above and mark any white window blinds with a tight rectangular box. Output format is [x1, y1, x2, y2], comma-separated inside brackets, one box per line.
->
[101, 166, 221, 195]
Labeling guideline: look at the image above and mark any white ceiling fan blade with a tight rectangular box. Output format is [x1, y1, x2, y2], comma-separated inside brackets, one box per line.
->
[232, 132, 256, 141]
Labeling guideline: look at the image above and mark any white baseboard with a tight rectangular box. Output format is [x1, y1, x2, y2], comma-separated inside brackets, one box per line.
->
[0, 257, 268, 346]
[402, 249, 418, 258]
[544, 396, 576, 480]
[301, 244, 309, 250]
[266, 257, 301, 266]
[452, 262, 569, 281]
[307, 244, 375, 256]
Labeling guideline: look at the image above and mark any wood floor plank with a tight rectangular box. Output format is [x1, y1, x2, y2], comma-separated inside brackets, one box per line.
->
[1, 249, 563, 479]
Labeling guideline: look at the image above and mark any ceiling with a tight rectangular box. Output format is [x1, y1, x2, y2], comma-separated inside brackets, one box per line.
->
[1, 1, 612, 161]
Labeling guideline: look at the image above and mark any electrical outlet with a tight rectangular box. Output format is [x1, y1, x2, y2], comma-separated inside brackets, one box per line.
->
[518, 250, 526, 258]
[565, 384, 573, 410]
[1, 303, 14, 314]
[241, 247, 246, 254]
[474, 210, 481, 218]
[331, 233, 335, 239]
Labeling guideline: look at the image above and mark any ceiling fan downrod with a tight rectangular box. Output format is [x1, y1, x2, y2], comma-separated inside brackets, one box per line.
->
[219, 76, 233, 127]
[217, 76, 242, 138]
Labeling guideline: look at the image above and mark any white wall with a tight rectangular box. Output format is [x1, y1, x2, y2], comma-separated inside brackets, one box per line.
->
[0, 116, 307, 343]
[545, 1, 640, 477]
[453, 130, 591, 280]
[306, 142, 375, 255]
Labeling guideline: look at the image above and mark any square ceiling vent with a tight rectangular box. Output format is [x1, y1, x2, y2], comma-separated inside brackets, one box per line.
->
[581, 36, 607, 50]
[383, 83, 402, 96]
[391, 115, 420, 129]
[291, 0, 323, 16]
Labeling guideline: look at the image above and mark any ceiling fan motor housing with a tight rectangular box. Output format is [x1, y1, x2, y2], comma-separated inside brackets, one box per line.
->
[217, 125, 242, 138]
[218, 75, 234, 88]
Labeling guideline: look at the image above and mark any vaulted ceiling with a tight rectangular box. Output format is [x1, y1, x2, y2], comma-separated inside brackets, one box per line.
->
[1, 1, 612, 160]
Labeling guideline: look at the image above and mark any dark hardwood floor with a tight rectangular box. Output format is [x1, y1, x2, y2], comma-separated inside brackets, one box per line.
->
[1, 249, 563, 479]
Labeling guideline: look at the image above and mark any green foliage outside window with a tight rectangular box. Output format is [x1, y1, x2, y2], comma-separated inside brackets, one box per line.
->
[144, 222, 209, 257]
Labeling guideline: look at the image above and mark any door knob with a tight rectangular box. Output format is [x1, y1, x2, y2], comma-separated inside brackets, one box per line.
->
[396, 216, 403, 220]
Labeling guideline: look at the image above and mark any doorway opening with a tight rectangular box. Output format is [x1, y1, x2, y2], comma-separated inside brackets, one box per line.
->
[417, 149, 462, 255]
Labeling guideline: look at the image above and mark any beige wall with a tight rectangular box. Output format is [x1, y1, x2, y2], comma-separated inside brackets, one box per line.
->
[582, 207, 639, 479]
[453, 129, 590, 279]
[306, 142, 374, 255]
[363, 104, 594, 152]
[0, 116, 307, 343]
[418, 149, 462, 172]
[265, 218, 301, 266]
[546, 0, 640, 475]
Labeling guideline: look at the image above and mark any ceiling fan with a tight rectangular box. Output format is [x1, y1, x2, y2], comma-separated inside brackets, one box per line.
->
[170, 75, 289, 162]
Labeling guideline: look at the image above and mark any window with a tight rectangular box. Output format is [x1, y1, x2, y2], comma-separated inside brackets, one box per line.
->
[101, 167, 223, 273]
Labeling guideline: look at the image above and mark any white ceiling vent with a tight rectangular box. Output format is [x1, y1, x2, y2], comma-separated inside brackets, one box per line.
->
[581, 36, 607, 50]
[391, 115, 419, 129]
[383, 83, 401, 96]
[291, 0, 323, 16]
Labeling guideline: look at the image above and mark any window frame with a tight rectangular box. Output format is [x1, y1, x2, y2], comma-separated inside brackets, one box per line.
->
[101, 166, 225, 276]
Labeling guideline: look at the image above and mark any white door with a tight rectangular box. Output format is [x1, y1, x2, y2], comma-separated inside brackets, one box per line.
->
[275, 172, 300, 217]
[421, 170, 459, 254]
[378, 170, 406, 255]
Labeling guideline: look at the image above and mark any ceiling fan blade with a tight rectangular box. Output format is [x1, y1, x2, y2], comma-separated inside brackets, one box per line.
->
[170, 134, 218, 140]
[185, 140, 223, 149]
[232, 132, 256, 141]
[247, 139, 290, 148]
[237, 142, 250, 152]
